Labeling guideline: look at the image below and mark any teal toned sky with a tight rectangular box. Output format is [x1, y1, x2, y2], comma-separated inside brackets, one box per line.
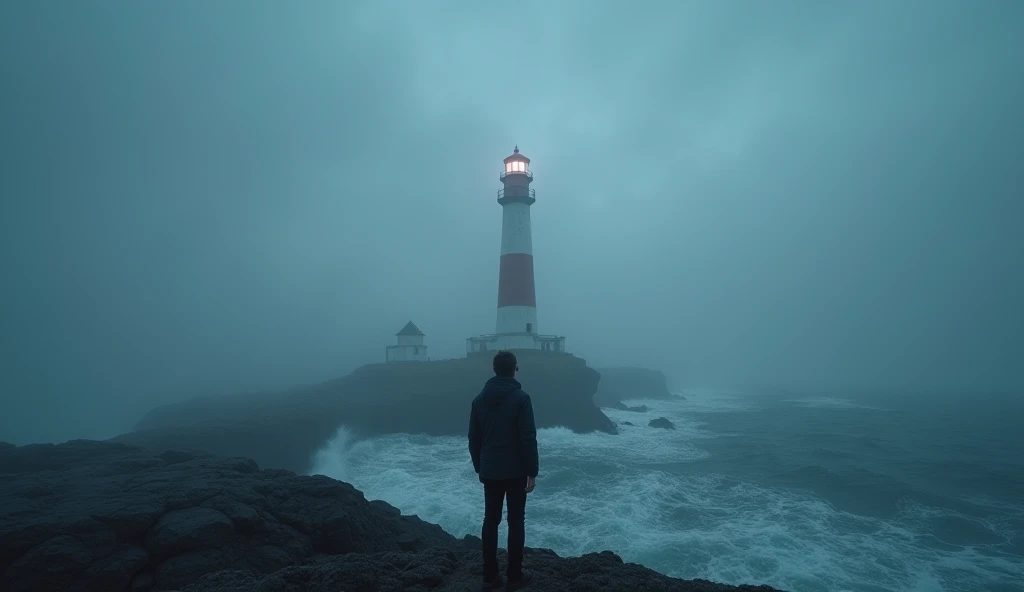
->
[2, 1, 1022, 443]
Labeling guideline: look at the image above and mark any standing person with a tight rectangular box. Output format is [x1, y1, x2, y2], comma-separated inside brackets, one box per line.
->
[468, 350, 538, 591]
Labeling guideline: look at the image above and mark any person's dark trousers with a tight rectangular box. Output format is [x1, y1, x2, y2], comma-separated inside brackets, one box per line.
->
[481, 476, 528, 582]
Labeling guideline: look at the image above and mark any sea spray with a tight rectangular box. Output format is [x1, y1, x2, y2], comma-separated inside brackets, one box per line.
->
[309, 425, 356, 481]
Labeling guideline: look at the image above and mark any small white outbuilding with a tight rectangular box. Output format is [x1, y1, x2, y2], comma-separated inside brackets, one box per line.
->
[386, 321, 428, 363]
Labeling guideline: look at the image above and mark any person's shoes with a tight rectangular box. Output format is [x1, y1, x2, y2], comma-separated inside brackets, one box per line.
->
[480, 574, 504, 591]
[505, 570, 534, 591]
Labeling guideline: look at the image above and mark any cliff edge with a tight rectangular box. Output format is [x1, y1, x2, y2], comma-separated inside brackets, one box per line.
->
[116, 351, 616, 473]
[0, 439, 786, 592]
[594, 366, 678, 407]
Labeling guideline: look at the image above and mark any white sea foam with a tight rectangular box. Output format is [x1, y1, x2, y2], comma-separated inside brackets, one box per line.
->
[309, 395, 1024, 592]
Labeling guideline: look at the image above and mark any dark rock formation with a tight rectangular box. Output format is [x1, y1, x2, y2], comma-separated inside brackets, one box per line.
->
[0, 440, 785, 592]
[182, 547, 784, 592]
[602, 400, 650, 412]
[594, 367, 679, 407]
[0, 440, 452, 592]
[115, 351, 616, 473]
[649, 417, 676, 429]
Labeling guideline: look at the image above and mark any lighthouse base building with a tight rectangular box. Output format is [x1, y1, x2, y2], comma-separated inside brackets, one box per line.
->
[466, 332, 566, 355]
[467, 147, 567, 355]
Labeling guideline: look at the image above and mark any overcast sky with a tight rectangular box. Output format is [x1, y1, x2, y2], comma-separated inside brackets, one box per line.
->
[1, 1, 1022, 444]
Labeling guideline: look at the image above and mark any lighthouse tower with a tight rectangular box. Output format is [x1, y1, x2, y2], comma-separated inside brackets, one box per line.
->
[467, 147, 566, 354]
[496, 147, 537, 338]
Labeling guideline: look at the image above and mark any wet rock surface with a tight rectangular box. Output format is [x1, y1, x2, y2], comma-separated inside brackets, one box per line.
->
[649, 417, 677, 429]
[183, 547, 784, 592]
[1, 440, 784, 592]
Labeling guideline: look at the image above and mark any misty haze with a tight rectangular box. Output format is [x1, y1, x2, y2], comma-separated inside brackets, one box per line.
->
[1, 2, 1021, 592]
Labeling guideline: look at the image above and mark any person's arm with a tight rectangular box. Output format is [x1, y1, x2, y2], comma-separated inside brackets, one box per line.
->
[468, 402, 482, 474]
[519, 393, 539, 479]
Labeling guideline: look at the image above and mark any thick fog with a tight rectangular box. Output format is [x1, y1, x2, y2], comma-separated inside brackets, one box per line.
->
[2, 1, 1022, 445]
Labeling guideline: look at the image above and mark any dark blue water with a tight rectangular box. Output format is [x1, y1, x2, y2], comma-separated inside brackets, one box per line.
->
[683, 391, 1024, 591]
[313, 390, 1024, 592]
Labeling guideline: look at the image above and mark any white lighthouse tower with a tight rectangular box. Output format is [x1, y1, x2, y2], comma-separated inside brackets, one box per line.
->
[467, 147, 566, 354]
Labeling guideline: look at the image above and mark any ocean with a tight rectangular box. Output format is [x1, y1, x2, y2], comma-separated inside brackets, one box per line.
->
[310, 390, 1024, 592]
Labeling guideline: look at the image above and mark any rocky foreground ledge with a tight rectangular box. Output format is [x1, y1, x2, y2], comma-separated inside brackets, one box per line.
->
[0, 440, 784, 592]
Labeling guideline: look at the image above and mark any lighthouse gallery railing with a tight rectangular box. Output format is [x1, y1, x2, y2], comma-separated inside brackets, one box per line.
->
[496, 188, 536, 200]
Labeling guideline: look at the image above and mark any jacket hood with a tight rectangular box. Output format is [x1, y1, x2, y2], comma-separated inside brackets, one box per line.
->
[480, 376, 522, 407]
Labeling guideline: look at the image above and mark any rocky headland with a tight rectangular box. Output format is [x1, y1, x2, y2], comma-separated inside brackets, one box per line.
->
[594, 366, 680, 408]
[0, 439, 785, 592]
[116, 351, 636, 474]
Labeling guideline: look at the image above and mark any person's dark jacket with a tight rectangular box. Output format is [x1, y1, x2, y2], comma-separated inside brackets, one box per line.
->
[468, 376, 539, 481]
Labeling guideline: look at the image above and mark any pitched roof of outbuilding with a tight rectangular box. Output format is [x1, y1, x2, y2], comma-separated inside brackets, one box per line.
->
[396, 321, 424, 336]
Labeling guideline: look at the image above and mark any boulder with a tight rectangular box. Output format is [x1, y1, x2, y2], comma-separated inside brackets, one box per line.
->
[146, 508, 235, 557]
[649, 417, 676, 430]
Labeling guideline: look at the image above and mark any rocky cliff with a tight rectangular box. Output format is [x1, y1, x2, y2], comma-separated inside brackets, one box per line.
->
[593, 367, 678, 407]
[0, 439, 785, 592]
[116, 351, 616, 474]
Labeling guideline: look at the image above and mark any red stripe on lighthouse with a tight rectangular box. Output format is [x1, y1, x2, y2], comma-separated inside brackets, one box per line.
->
[497, 253, 536, 307]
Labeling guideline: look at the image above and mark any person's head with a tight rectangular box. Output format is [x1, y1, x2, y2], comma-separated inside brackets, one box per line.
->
[493, 351, 518, 378]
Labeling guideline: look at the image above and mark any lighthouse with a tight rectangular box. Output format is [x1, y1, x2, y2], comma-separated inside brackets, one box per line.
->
[467, 147, 566, 354]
